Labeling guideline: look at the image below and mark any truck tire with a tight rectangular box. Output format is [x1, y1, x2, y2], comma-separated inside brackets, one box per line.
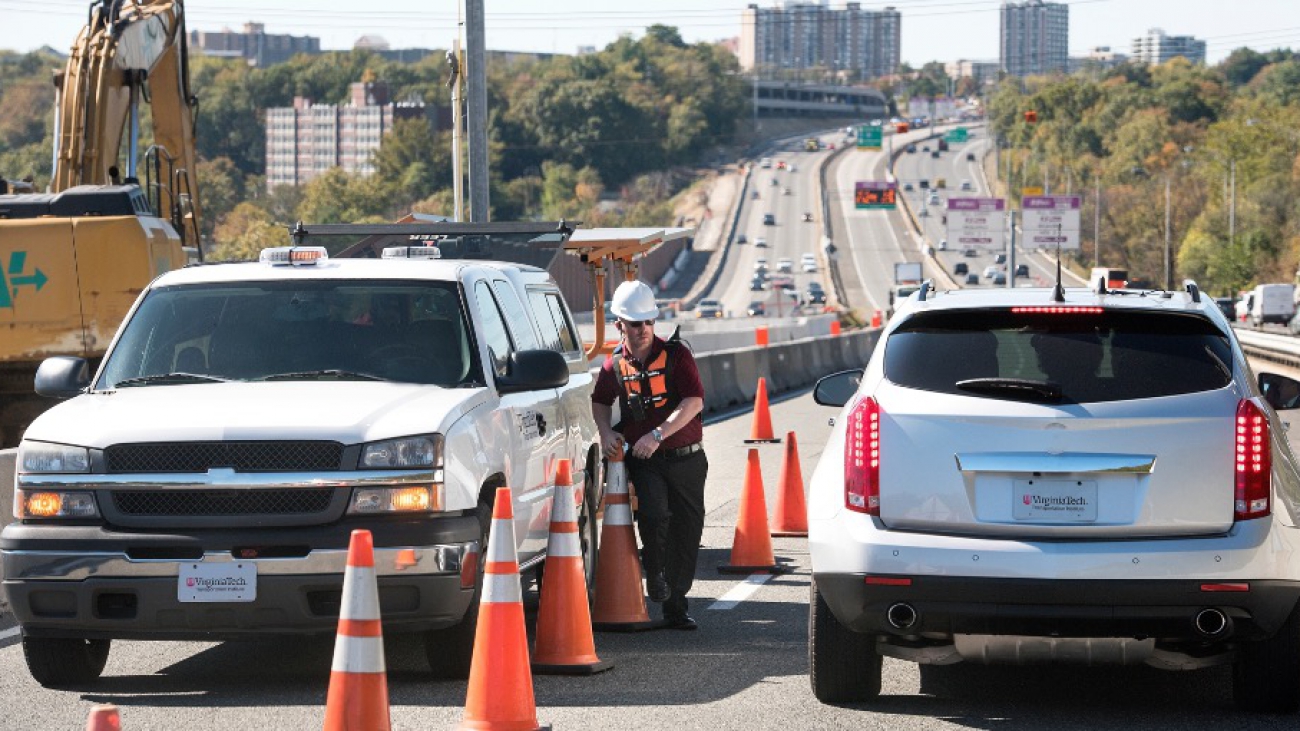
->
[1233, 602, 1300, 713]
[809, 577, 881, 704]
[22, 637, 111, 687]
[424, 496, 492, 678]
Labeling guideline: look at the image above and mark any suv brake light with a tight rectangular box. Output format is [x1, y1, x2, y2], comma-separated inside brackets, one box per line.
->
[1235, 399, 1271, 521]
[845, 396, 880, 515]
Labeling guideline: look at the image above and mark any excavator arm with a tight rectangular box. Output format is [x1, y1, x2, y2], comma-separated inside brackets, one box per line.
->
[53, 0, 200, 245]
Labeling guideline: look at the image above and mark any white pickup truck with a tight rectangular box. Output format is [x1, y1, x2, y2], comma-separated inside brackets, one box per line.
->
[2, 226, 601, 686]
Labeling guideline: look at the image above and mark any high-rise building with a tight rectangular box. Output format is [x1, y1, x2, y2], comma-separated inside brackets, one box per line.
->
[265, 81, 430, 190]
[999, 0, 1069, 77]
[945, 60, 1002, 86]
[190, 22, 320, 67]
[1131, 29, 1206, 65]
[739, 2, 901, 80]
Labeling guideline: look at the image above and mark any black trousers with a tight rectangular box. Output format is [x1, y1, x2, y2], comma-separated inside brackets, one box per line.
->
[626, 449, 708, 616]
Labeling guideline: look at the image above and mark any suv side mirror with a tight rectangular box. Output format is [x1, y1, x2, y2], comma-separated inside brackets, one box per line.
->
[35, 356, 91, 398]
[814, 369, 864, 407]
[1259, 372, 1300, 411]
[497, 349, 569, 394]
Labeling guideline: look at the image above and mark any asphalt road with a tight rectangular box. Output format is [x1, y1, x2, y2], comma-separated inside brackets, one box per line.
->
[4, 389, 1300, 729]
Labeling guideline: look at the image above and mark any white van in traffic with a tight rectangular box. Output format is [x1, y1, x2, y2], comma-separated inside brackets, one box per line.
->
[1245, 283, 1296, 328]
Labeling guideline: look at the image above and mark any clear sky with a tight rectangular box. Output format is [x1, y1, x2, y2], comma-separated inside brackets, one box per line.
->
[2, 0, 1297, 66]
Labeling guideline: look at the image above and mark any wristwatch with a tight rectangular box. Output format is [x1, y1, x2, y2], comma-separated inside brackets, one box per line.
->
[651, 427, 664, 443]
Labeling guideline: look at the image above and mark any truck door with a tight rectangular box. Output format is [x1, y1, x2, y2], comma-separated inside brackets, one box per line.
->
[475, 279, 563, 560]
[528, 287, 595, 508]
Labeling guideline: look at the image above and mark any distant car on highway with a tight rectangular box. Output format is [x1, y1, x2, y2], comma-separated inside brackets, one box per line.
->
[931, 150, 940, 159]
[777, 257, 794, 273]
[755, 237, 768, 248]
[736, 233, 748, 245]
[751, 276, 766, 291]
[906, 145, 917, 153]
[763, 213, 776, 226]
[993, 271, 1007, 285]
[964, 272, 980, 285]
[960, 180, 973, 191]
[983, 265, 999, 278]
[1016, 263, 1030, 277]
[747, 301, 766, 317]
[695, 299, 724, 318]
[903, 182, 914, 191]
[963, 248, 978, 257]
[954, 262, 968, 275]
[966, 152, 976, 161]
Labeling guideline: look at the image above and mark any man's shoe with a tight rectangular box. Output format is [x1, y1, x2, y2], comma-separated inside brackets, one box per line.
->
[647, 573, 670, 603]
[663, 612, 698, 631]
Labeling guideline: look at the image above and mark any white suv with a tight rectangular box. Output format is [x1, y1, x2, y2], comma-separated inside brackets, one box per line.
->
[808, 282, 1300, 712]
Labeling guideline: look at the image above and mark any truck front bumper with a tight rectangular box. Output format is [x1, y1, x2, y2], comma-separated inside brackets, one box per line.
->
[1, 515, 480, 640]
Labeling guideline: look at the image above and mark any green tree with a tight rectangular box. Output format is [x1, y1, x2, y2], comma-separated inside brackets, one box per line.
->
[196, 157, 246, 238]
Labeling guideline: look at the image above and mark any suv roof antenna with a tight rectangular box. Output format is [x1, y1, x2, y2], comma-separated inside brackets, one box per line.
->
[1184, 279, 1201, 303]
[1095, 276, 1108, 295]
[917, 279, 933, 302]
[1050, 239, 1066, 303]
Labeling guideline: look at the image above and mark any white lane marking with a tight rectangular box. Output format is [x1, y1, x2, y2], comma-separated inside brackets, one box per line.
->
[0, 626, 20, 641]
[707, 573, 774, 611]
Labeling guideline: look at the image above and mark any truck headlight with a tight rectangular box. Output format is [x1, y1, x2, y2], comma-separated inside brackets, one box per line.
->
[16, 490, 99, 519]
[347, 485, 442, 514]
[360, 435, 442, 469]
[19, 442, 90, 473]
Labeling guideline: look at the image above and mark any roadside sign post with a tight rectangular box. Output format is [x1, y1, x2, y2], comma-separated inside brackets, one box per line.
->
[854, 181, 897, 210]
[945, 198, 1005, 251]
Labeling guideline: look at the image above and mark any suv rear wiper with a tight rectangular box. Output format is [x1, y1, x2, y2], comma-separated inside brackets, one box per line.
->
[114, 373, 230, 388]
[260, 369, 385, 382]
[956, 377, 1062, 402]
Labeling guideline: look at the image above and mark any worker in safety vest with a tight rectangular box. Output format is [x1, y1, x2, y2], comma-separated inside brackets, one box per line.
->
[592, 280, 708, 630]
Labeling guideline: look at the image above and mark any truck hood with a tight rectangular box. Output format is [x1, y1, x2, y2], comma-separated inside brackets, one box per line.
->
[22, 382, 488, 449]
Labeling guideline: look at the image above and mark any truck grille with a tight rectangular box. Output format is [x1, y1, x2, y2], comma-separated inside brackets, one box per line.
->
[112, 488, 335, 517]
[105, 441, 344, 473]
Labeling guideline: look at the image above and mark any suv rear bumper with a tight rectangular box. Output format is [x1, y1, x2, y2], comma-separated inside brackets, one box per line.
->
[815, 573, 1300, 643]
[1, 514, 480, 640]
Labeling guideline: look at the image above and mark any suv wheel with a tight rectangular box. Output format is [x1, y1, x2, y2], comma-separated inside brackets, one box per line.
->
[809, 577, 881, 703]
[1233, 602, 1300, 713]
[22, 637, 111, 687]
[425, 495, 492, 678]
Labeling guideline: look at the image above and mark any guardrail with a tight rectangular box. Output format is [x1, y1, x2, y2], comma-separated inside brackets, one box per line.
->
[1236, 329, 1300, 370]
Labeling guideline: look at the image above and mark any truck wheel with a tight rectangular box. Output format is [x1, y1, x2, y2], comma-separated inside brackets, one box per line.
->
[22, 637, 111, 687]
[424, 496, 491, 678]
[809, 577, 881, 704]
[578, 460, 600, 592]
[1233, 602, 1300, 713]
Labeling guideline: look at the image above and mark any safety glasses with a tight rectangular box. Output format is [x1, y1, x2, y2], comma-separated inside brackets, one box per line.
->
[619, 319, 655, 329]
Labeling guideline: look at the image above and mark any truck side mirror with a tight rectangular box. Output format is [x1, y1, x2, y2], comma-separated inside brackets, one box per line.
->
[497, 349, 569, 394]
[35, 356, 91, 398]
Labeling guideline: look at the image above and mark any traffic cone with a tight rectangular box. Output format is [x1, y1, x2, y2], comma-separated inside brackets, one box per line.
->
[743, 377, 782, 444]
[719, 449, 791, 574]
[591, 455, 656, 632]
[871, 310, 882, 328]
[459, 487, 546, 731]
[532, 460, 612, 675]
[771, 432, 809, 537]
[85, 705, 121, 731]
[324, 530, 391, 731]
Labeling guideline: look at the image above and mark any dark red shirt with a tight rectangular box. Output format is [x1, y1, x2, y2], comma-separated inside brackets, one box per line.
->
[592, 337, 704, 449]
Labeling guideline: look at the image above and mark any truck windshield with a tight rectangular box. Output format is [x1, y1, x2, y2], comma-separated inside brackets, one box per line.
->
[98, 279, 478, 388]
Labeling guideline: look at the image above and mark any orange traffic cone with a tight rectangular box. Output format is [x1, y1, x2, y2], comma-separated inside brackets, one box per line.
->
[719, 449, 791, 574]
[871, 310, 882, 328]
[743, 377, 782, 444]
[324, 530, 391, 731]
[85, 705, 121, 731]
[591, 455, 656, 632]
[771, 432, 809, 537]
[459, 487, 545, 731]
[532, 459, 612, 675]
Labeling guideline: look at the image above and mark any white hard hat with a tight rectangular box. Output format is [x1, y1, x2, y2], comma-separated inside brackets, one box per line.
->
[610, 280, 659, 322]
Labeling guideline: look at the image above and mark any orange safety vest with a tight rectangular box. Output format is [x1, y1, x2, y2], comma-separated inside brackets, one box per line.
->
[613, 343, 677, 413]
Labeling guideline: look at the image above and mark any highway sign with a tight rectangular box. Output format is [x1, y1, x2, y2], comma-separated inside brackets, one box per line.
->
[1022, 195, 1082, 249]
[1021, 186, 1044, 197]
[854, 181, 896, 209]
[945, 127, 969, 144]
[946, 198, 1005, 249]
[857, 125, 882, 150]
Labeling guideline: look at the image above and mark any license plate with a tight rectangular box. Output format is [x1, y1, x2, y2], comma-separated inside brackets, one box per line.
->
[178, 562, 256, 603]
[1013, 479, 1098, 522]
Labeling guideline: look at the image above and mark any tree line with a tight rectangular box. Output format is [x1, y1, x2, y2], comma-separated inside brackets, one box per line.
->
[986, 48, 1300, 296]
[0, 25, 746, 259]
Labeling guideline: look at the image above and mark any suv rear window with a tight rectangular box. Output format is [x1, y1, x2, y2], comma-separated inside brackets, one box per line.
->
[884, 309, 1233, 404]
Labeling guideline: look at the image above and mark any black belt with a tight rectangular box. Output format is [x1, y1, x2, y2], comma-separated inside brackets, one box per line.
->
[661, 442, 703, 458]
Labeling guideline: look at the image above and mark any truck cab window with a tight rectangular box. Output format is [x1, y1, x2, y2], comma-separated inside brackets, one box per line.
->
[473, 281, 514, 378]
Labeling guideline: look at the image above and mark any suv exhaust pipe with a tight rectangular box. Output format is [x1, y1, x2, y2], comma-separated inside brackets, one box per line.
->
[886, 602, 918, 630]
[1193, 608, 1232, 638]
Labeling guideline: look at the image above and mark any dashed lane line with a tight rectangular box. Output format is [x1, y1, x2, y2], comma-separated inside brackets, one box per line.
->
[707, 573, 774, 611]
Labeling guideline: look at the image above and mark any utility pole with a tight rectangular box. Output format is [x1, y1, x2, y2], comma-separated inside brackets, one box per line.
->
[1093, 177, 1101, 268]
[447, 41, 464, 222]
[1170, 175, 1180, 288]
[1229, 159, 1236, 247]
[1008, 209, 1017, 289]
[465, 0, 489, 222]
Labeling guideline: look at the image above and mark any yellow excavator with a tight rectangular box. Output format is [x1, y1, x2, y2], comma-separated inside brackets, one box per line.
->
[0, 0, 200, 446]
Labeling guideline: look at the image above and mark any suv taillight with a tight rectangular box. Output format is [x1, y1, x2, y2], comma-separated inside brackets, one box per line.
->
[845, 396, 880, 515]
[1235, 399, 1271, 521]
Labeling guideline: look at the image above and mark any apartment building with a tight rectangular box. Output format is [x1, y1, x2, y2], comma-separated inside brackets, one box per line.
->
[999, 0, 1069, 77]
[1131, 28, 1207, 65]
[739, 2, 901, 80]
